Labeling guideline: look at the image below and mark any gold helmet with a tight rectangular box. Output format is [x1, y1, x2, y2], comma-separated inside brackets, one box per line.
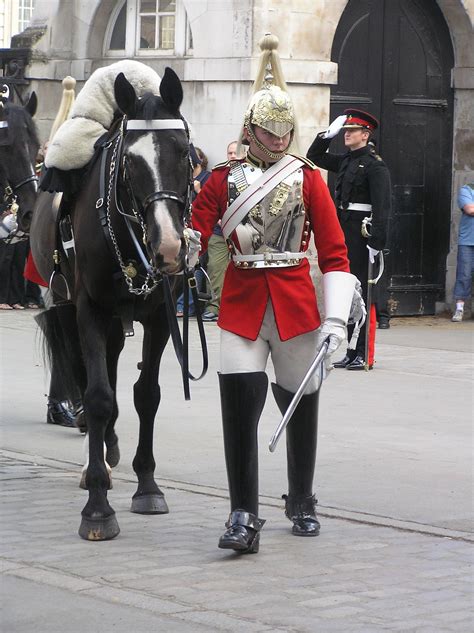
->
[242, 33, 297, 160]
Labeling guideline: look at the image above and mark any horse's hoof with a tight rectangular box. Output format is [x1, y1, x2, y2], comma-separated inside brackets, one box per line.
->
[131, 493, 169, 514]
[78, 514, 120, 541]
[106, 441, 120, 468]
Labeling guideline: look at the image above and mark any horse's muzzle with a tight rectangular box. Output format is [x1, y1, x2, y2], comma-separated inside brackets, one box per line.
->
[150, 236, 187, 275]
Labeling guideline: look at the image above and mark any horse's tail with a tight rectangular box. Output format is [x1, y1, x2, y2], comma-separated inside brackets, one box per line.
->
[35, 304, 85, 403]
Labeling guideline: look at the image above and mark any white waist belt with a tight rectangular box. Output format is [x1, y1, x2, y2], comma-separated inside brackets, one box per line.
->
[232, 252, 306, 269]
[341, 203, 372, 212]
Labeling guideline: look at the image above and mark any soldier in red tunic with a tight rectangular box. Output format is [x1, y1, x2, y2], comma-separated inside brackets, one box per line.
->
[192, 34, 358, 554]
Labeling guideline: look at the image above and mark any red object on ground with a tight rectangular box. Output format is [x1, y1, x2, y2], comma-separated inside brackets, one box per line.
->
[24, 251, 48, 287]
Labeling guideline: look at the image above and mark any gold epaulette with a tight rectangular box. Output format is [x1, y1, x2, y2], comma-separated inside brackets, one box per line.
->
[289, 154, 317, 170]
[212, 158, 242, 171]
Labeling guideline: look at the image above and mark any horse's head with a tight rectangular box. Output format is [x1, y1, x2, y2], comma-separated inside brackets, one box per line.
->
[0, 92, 40, 233]
[114, 68, 191, 275]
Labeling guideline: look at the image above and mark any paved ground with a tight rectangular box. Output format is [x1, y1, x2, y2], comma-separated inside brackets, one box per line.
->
[0, 309, 473, 632]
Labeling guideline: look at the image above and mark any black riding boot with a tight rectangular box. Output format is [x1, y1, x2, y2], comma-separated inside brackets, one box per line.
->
[217, 372, 268, 553]
[272, 383, 320, 537]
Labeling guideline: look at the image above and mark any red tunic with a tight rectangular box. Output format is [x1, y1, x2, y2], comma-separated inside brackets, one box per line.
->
[191, 161, 350, 341]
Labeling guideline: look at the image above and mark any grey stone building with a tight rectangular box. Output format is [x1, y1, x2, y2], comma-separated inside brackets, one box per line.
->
[2, 0, 473, 314]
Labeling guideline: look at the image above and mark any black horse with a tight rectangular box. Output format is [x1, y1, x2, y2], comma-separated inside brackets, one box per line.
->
[30, 68, 196, 540]
[0, 89, 39, 236]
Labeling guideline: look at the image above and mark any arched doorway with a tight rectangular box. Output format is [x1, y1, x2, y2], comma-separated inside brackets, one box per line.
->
[330, 0, 454, 315]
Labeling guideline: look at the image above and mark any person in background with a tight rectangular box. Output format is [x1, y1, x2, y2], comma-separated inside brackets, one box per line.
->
[176, 145, 211, 317]
[452, 182, 474, 322]
[200, 141, 245, 322]
[307, 109, 392, 369]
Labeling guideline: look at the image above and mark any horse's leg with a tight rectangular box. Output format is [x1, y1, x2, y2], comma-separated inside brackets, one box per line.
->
[131, 308, 170, 514]
[76, 296, 120, 541]
[80, 317, 122, 488]
[104, 317, 124, 468]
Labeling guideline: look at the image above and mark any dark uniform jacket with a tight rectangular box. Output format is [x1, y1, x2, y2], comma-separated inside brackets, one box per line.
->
[307, 133, 392, 358]
[307, 133, 391, 251]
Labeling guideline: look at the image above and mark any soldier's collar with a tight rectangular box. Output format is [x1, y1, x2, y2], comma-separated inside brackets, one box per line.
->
[246, 151, 282, 169]
[349, 145, 371, 159]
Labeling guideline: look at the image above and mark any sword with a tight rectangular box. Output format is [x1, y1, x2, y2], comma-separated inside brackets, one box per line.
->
[268, 339, 329, 453]
[364, 250, 384, 370]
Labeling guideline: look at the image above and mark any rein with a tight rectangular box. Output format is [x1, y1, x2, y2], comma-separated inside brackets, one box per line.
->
[96, 114, 208, 399]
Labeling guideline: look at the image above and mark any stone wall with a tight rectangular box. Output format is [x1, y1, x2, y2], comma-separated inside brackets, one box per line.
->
[9, 0, 474, 307]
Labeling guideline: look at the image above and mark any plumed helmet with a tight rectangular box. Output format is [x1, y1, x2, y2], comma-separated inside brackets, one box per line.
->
[242, 34, 297, 158]
[245, 85, 295, 138]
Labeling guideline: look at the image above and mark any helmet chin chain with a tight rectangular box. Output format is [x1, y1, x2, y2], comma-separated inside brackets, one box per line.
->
[245, 124, 293, 161]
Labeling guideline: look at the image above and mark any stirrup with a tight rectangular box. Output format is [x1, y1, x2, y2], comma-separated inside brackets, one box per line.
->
[282, 494, 320, 537]
[218, 509, 265, 554]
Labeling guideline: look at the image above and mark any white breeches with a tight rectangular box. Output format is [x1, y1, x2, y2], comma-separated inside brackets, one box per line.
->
[220, 302, 322, 394]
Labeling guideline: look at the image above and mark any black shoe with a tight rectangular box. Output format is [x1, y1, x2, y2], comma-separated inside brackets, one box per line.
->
[378, 316, 390, 329]
[283, 494, 320, 537]
[46, 399, 77, 427]
[218, 509, 265, 554]
[346, 355, 373, 370]
[333, 352, 356, 368]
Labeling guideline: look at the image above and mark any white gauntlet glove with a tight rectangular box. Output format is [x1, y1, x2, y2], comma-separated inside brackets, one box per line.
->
[317, 318, 347, 369]
[348, 279, 366, 326]
[322, 115, 347, 139]
[183, 227, 201, 269]
[319, 271, 358, 377]
[0, 213, 17, 240]
[367, 245, 380, 264]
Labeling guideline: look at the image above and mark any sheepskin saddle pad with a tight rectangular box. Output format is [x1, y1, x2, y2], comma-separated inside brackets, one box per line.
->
[45, 60, 161, 171]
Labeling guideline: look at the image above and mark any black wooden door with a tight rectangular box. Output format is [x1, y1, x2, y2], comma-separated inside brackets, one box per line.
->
[330, 0, 454, 315]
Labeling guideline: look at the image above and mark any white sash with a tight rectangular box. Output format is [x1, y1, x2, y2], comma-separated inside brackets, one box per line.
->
[221, 154, 304, 239]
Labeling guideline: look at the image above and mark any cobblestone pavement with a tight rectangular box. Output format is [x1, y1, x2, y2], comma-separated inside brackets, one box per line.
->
[1, 451, 472, 633]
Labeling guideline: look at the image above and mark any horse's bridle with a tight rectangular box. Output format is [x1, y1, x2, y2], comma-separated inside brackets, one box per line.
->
[96, 113, 207, 399]
[118, 116, 193, 227]
[100, 115, 193, 290]
[1, 106, 39, 241]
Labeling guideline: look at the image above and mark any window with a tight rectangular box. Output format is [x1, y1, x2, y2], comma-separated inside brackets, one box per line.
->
[18, 0, 35, 32]
[106, 0, 191, 57]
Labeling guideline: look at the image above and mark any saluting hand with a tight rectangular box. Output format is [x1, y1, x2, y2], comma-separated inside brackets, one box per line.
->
[322, 115, 347, 139]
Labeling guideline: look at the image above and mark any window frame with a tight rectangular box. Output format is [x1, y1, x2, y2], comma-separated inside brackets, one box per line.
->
[104, 0, 190, 58]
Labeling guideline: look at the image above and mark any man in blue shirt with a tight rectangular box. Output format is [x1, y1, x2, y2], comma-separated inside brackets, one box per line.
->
[452, 183, 474, 322]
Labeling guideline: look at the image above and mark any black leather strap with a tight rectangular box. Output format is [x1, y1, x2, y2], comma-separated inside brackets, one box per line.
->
[162, 273, 208, 401]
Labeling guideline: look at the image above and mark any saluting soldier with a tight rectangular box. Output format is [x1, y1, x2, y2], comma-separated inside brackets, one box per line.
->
[307, 109, 392, 369]
[191, 34, 358, 554]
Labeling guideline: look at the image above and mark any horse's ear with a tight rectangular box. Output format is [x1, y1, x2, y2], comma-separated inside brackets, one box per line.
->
[160, 67, 183, 114]
[25, 91, 37, 117]
[114, 73, 137, 118]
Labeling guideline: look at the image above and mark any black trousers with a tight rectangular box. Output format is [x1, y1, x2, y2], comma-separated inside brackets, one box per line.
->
[0, 240, 28, 305]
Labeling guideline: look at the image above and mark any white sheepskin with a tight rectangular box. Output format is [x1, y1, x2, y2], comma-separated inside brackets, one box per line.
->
[46, 60, 161, 171]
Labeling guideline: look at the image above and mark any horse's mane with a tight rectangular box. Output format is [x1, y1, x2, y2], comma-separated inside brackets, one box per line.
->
[4, 102, 40, 151]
